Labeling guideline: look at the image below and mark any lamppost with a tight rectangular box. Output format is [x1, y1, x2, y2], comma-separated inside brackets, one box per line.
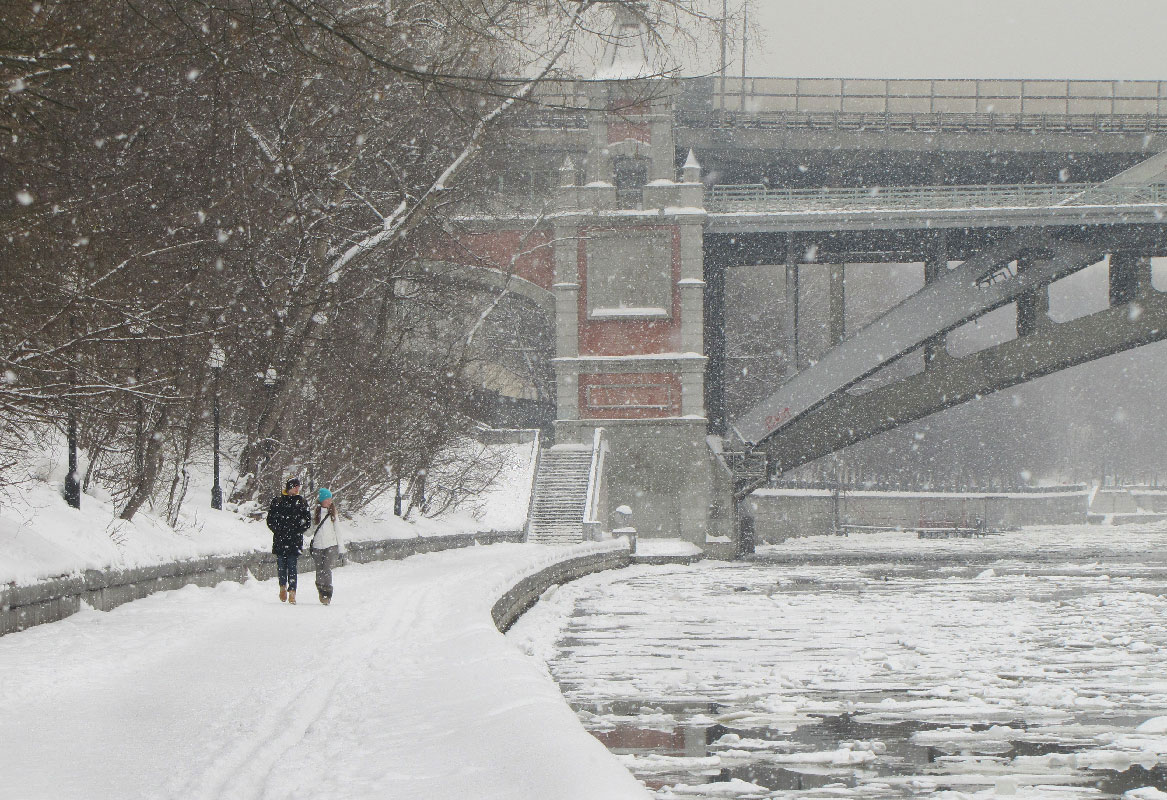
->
[64, 406, 80, 509]
[130, 320, 145, 477]
[63, 299, 80, 509]
[303, 380, 316, 494]
[208, 343, 226, 510]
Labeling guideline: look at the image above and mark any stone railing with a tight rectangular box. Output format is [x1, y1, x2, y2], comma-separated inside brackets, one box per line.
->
[1, 530, 522, 637]
[581, 427, 609, 542]
[491, 543, 630, 632]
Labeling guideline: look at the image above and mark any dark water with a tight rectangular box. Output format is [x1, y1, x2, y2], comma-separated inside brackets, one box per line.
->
[581, 706, 1167, 797]
[546, 558, 1167, 798]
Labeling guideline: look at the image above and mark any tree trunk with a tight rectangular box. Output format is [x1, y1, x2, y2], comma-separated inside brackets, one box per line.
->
[120, 406, 170, 521]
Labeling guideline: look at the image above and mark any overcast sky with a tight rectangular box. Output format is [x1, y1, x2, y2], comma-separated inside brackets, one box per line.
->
[728, 1, 1167, 80]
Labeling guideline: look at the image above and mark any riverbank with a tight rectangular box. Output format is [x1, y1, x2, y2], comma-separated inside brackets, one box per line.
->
[511, 524, 1167, 800]
[0, 541, 648, 800]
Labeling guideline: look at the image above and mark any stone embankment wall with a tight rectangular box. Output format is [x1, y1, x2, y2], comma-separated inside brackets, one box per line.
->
[2, 533, 633, 639]
[0, 531, 522, 637]
[1125, 489, 1167, 513]
[492, 546, 631, 632]
[750, 488, 1089, 542]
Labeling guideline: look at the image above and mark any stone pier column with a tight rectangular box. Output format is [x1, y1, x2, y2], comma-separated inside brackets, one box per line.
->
[784, 236, 799, 377]
[1109, 252, 1152, 306]
[923, 232, 949, 368]
[828, 262, 845, 346]
[703, 248, 727, 435]
[1136, 255, 1155, 298]
[1016, 255, 1051, 338]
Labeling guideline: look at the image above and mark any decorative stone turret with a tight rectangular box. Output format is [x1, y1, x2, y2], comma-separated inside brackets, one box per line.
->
[682, 149, 702, 184]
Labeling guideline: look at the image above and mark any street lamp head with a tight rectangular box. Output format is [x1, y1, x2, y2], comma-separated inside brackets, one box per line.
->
[207, 343, 226, 371]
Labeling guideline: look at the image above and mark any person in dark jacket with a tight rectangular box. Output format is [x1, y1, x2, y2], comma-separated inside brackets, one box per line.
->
[267, 477, 312, 604]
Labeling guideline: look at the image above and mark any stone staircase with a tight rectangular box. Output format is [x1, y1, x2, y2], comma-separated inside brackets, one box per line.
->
[527, 445, 594, 545]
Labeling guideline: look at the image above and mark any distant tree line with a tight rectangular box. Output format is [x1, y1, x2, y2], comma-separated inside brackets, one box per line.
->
[1, 0, 709, 521]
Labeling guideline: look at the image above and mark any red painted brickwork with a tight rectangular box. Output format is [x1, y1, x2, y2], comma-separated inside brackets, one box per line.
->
[607, 101, 651, 144]
[577, 226, 682, 357]
[608, 119, 651, 144]
[578, 373, 682, 419]
[429, 230, 554, 291]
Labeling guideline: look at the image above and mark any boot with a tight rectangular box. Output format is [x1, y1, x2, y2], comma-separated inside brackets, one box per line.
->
[319, 592, 331, 606]
[279, 585, 287, 603]
[287, 590, 296, 605]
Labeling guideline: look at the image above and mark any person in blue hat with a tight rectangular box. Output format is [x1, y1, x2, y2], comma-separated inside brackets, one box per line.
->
[309, 487, 344, 605]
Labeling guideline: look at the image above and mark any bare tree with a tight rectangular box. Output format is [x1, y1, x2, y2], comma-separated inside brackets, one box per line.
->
[1, 0, 714, 521]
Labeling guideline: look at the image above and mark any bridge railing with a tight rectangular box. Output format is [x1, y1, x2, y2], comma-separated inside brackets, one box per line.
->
[701, 76, 1167, 117]
[685, 109, 1167, 134]
[706, 182, 1167, 214]
[514, 77, 1167, 133]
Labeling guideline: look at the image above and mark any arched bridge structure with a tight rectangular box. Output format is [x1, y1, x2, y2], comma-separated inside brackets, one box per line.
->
[441, 73, 1167, 549]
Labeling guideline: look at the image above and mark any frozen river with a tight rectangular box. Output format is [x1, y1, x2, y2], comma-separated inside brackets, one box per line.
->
[509, 525, 1167, 800]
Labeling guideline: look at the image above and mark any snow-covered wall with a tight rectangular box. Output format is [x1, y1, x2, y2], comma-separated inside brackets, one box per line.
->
[750, 487, 1089, 541]
[0, 530, 522, 636]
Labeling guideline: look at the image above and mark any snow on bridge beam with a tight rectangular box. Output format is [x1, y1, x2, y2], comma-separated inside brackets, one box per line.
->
[756, 288, 1167, 475]
[731, 230, 1103, 447]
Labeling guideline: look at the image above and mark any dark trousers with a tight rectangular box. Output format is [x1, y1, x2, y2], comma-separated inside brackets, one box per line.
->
[276, 553, 298, 591]
[313, 546, 338, 600]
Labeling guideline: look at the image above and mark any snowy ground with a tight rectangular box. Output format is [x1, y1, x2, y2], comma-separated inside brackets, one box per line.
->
[509, 525, 1167, 800]
[0, 541, 649, 800]
[0, 438, 536, 586]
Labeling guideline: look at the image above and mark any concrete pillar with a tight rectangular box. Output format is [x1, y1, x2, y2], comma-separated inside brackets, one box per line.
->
[1016, 256, 1051, 338]
[703, 246, 727, 435]
[784, 236, 799, 378]
[679, 226, 707, 419]
[1136, 255, 1155, 298]
[1109, 251, 1151, 306]
[828, 262, 845, 346]
[923, 232, 949, 368]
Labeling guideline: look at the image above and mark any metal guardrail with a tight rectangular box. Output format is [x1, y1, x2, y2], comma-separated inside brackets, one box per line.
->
[516, 77, 1167, 134]
[705, 77, 1167, 116]
[706, 182, 1167, 214]
[681, 110, 1167, 134]
[513, 108, 1167, 135]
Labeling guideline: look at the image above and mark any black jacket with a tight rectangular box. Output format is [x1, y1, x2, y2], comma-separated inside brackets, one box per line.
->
[268, 493, 312, 556]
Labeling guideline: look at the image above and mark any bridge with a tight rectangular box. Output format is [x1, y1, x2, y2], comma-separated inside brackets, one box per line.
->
[440, 35, 1167, 552]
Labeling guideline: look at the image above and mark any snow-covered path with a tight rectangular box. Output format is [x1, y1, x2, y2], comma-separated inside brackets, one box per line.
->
[0, 543, 648, 800]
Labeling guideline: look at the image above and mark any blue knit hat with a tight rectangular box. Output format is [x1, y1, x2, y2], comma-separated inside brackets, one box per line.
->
[317, 487, 333, 501]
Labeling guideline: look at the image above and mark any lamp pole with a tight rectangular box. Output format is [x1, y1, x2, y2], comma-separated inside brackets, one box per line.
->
[64, 408, 80, 508]
[64, 304, 80, 509]
[303, 380, 317, 495]
[130, 320, 145, 476]
[208, 344, 226, 510]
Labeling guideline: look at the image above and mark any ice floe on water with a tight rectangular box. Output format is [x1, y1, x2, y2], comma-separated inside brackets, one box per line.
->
[509, 525, 1167, 799]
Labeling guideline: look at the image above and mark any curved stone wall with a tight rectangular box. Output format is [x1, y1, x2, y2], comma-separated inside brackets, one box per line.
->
[491, 545, 631, 632]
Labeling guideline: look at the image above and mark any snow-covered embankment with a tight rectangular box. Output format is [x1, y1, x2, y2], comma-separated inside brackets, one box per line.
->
[0, 540, 647, 800]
